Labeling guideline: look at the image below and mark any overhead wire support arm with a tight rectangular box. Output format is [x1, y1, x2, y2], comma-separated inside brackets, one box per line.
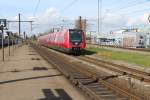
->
[7, 20, 34, 35]
[7, 21, 34, 22]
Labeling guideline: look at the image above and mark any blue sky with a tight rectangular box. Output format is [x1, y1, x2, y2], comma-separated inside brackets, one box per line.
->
[1, 0, 150, 35]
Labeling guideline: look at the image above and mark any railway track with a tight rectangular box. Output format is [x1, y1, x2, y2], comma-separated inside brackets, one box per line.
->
[31, 44, 146, 100]
[87, 43, 150, 52]
[77, 56, 150, 83]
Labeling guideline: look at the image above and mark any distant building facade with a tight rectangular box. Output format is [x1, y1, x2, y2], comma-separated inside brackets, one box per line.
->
[90, 29, 150, 48]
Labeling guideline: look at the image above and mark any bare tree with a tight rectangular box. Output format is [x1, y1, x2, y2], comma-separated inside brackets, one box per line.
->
[75, 16, 87, 32]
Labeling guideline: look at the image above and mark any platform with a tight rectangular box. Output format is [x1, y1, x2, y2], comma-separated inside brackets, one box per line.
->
[0, 45, 87, 100]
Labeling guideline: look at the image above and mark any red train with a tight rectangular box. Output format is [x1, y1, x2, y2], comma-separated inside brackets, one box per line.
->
[38, 29, 86, 55]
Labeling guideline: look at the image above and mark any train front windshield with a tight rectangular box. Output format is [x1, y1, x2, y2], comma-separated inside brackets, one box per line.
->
[69, 29, 82, 43]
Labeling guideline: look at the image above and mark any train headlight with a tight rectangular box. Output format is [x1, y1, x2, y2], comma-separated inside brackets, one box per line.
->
[75, 42, 78, 45]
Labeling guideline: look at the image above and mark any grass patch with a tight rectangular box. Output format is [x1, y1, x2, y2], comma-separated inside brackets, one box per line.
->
[86, 46, 150, 68]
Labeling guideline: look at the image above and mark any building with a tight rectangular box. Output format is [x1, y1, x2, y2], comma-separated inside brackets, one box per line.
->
[122, 32, 146, 48]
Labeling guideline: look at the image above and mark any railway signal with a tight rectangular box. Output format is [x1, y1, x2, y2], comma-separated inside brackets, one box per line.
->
[0, 19, 7, 61]
[0, 19, 7, 27]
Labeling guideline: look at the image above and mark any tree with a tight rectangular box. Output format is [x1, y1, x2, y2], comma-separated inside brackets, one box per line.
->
[75, 16, 87, 32]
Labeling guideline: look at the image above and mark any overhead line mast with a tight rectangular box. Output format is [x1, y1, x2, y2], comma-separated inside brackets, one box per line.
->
[98, 0, 100, 35]
[19, 13, 21, 36]
[98, 0, 102, 35]
[7, 14, 34, 36]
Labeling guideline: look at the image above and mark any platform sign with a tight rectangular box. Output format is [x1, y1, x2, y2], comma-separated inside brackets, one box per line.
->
[0, 19, 7, 27]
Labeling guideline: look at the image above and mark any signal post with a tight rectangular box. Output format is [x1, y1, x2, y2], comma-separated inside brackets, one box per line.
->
[0, 19, 7, 61]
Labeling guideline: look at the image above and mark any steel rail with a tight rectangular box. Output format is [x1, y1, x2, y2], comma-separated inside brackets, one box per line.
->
[31, 44, 143, 100]
[77, 56, 150, 83]
[87, 43, 150, 52]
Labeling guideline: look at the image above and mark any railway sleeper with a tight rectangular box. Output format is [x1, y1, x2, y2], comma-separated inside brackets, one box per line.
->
[95, 91, 114, 95]
[72, 76, 98, 85]
[86, 83, 127, 100]
[78, 79, 98, 85]
[79, 82, 126, 100]
[93, 89, 127, 100]
[71, 73, 91, 79]
[87, 85, 112, 92]
[100, 95, 125, 100]
[69, 73, 99, 86]
[78, 84, 102, 100]
[101, 75, 118, 80]
[87, 86, 108, 91]
[68, 72, 129, 99]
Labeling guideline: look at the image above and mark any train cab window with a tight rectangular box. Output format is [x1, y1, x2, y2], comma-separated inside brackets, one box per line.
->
[69, 29, 82, 43]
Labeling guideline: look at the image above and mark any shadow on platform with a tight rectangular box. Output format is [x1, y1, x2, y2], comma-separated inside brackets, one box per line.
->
[39, 89, 72, 100]
[0, 67, 56, 74]
[0, 74, 62, 85]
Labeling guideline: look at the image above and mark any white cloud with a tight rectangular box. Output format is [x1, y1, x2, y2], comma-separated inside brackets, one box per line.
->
[32, 7, 60, 24]
[29, 7, 77, 35]
[8, 7, 75, 36]
[8, 7, 150, 36]
[13, 16, 18, 20]
[45, 7, 59, 18]
[103, 13, 128, 27]
[26, 7, 61, 34]
[140, 13, 149, 24]
[126, 18, 136, 26]
[88, 12, 150, 34]
[88, 13, 129, 33]
[126, 13, 149, 27]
